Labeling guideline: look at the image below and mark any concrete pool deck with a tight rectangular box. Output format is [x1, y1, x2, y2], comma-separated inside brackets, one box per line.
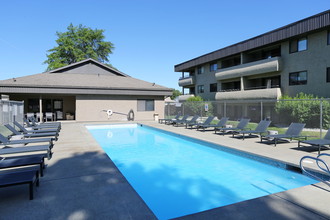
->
[1, 121, 329, 220]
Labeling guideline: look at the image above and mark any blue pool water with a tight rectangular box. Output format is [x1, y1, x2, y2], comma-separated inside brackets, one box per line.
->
[86, 124, 318, 220]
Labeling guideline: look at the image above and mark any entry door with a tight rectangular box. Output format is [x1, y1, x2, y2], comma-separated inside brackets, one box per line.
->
[53, 99, 63, 119]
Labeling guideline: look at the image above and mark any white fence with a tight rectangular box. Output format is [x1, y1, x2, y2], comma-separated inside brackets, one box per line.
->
[0, 100, 24, 125]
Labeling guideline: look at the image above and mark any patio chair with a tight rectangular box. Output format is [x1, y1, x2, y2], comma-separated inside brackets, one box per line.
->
[188, 116, 215, 129]
[0, 133, 54, 148]
[159, 114, 181, 124]
[197, 117, 229, 131]
[0, 155, 45, 176]
[172, 115, 190, 127]
[0, 169, 39, 200]
[0, 145, 52, 159]
[215, 118, 251, 135]
[232, 120, 272, 140]
[185, 115, 201, 128]
[45, 112, 54, 122]
[15, 121, 59, 134]
[5, 124, 59, 141]
[261, 123, 306, 146]
[36, 113, 42, 122]
[26, 113, 35, 120]
[298, 129, 330, 154]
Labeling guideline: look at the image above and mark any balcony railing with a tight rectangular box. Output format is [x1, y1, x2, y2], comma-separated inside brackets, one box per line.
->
[215, 57, 281, 81]
[215, 87, 281, 101]
[178, 76, 195, 87]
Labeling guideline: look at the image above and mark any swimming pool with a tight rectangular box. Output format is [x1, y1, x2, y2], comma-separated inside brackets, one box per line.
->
[86, 124, 318, 220]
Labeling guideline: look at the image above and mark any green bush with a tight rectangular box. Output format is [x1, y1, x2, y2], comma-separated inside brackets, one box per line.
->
[275, 92, 330, 129]
[183, 96, 214, 117]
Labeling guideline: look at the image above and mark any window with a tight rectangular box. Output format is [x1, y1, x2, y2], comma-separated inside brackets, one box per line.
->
[197, 85, 204, 93]
[327, 30, 330, 45]
[209, 63, 218, 72]
[197, 66, 204, 74]
[327, 67, 330, 83]
[290, 37, 307, 53]
[210, 83, 217, 92]
[289, 71, 307, 85]
[137, 99, 154, 111]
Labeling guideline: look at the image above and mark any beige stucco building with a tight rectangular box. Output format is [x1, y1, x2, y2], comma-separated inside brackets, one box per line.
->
[0, 59, 172, 121]
[176, 10, 330, 102]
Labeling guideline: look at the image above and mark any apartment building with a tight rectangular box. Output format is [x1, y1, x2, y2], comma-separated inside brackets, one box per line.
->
[176, 10, 330, 103]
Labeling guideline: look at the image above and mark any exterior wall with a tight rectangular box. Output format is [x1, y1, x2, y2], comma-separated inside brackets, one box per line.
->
[179, 29, 330, 100]
[194, 62, 219, 100]
[280, 30, 330, 97]
[75, 95, 165, 121]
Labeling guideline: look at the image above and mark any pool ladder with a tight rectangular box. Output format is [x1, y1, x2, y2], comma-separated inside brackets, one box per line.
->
[300, 153, 330, 187]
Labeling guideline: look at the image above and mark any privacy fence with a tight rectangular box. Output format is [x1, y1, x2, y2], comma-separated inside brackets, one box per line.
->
[0, 100, 24, 125]
[165, 99, 330, 136]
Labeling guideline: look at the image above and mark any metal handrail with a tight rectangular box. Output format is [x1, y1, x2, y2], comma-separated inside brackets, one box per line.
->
[300, 153, 330, 187]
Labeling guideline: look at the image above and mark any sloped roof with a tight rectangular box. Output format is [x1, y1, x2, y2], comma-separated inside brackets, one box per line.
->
[0, 59, 172, 96]
[48, 58, 130, 77]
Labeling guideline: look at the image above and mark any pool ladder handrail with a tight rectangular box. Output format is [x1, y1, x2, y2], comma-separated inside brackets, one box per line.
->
[300, 153, 330, 187]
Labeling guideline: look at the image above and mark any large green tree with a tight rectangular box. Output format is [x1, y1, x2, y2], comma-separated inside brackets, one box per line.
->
[44, 24, 114, 71]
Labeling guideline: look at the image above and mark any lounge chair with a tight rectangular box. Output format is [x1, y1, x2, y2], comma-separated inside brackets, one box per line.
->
[0, 169, 39, 200]
[0, 133, 54, 148]
[14, 121, 59, 134]
[0, 155, 45, 176]
[173, 115, 190, 127]
[5, 124, 59, 141]
[298, 129, 330, 154]
[261, 123, 306, 146]
[185, 115, 201, 128]
[232, 120, 271, 140]
[188, 116, 215, 129]
[197, 117, 229, 131]
[0, 145, 52, 159]
[215, 118, 251, 135]
[24, 117, 61, 130]
[159, 114, 181, 124]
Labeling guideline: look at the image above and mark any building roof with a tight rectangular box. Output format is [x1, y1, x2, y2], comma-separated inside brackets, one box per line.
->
[0, 59, 172, 96]
[175, 10, 330, 72]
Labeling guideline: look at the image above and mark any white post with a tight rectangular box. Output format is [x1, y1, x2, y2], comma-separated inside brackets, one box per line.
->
[39, 96, 43, 123]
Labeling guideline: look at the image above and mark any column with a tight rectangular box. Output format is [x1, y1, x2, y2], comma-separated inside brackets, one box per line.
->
[39, 96, 43, 123]
[240, 76, 245, 91]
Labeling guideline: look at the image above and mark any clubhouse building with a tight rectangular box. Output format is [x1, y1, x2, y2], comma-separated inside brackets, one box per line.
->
[0, 58, 172, 121]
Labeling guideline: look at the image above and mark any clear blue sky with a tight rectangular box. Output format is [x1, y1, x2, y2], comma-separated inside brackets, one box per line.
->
[0, 1, 329, 90]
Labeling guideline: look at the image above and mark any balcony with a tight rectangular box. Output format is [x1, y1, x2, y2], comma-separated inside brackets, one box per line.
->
[178, 76, 195, 87]
[215, 57, 281, 81]
[178, 94, 195, 102]
[215, 87, 281, 101]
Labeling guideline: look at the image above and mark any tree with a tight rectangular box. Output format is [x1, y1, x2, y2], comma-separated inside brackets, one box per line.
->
[170, 89, 181, 100]
[44, 24, 114, 71]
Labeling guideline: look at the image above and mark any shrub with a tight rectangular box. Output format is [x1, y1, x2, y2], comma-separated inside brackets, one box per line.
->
[275, 92, 330, 129]
[183, 96, 214, 117]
